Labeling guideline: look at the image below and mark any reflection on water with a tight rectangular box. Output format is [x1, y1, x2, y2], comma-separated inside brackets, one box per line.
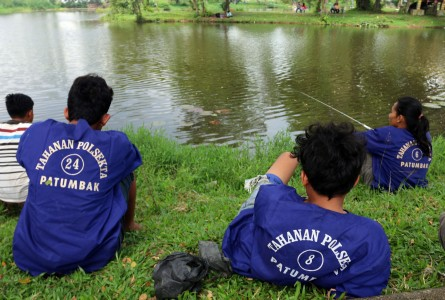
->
[0, 12, 444, 146]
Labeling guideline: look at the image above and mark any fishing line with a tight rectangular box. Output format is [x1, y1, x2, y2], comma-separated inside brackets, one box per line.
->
[297, 91, 373, 130]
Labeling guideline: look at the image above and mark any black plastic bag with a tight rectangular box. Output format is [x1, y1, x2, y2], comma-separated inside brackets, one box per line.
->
[153, 252, 208, 299]
[198, 241, 232, 275]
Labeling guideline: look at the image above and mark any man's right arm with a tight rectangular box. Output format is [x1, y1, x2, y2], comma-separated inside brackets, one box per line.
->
[266, 152, 299, 185]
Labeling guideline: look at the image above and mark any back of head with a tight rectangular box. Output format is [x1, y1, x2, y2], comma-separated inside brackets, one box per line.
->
[396, 96, 431, 157]
[292, 122, 366, 199]
[67, 74, 114, 125]
[5, 93, 34, 118]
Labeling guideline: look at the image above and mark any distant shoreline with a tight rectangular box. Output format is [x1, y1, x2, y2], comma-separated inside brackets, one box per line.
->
[1, 7, 445, 29]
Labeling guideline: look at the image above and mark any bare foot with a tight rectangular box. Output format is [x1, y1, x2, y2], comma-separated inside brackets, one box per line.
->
[125, 221, 143, 232]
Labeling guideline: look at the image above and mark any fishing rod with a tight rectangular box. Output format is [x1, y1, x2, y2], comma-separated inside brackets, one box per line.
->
[297, 91, 373, 131]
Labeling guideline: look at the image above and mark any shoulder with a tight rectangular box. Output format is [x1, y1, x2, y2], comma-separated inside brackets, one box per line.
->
[259, 183, 303, 198]
[256, 184, 305, 209]
[0, 121, 32, 131]
[102, 129, 130, 139]
[101, 130, 134, 147]
[365, 126, 411, 142]
[350, 214, 388, 241]
[28, 119, 61, 130]
[98, 130, 141, 162]
[365, 126, 392, 137]
[23, 120, 62, 136]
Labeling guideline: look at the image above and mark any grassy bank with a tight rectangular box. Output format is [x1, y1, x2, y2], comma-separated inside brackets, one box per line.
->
[1, 129, 445, 299]
[0, 7, 33, 14]
[104, 3, 445, 28]
[1, 3, 444, 28]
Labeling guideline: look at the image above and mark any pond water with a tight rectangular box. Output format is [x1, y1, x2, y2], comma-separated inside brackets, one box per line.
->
[0, 11, 444, 146]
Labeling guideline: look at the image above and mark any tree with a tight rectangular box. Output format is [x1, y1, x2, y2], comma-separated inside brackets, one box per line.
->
[190, 0, 198, 13]
[356, 0, 371, 10]
[189, 0, 207, 16]
[110, 0, 142, 17]
[316, 0, 330, 14]
[373, 0, 382, 11]
[222, 0, 230, 13]
[131, 0, 142, 19]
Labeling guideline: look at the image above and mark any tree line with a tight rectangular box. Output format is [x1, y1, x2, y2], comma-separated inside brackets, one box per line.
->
[110, 0, 393, 20]
[0, 0, 102, 9]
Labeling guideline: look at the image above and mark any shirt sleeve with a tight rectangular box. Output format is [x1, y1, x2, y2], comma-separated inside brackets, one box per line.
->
[108, 131, 143, 184]
[363, 127, 392, 157]
[16, 125, 33, 168]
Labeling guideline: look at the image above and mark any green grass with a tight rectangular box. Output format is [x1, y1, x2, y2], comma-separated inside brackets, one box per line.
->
[102, 2, 445, 28]
[1, 129, 445, 299]
[2, 1, 445, 28]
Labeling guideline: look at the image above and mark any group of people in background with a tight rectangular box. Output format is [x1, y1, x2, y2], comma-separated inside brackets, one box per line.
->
[0, 76, 442, 298]
[295, 2, 307, 13]
[223, 96, 435, 298]
[293, 2, 344, 13]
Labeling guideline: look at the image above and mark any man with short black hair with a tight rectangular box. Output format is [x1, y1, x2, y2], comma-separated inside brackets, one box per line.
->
[222, 122, 391, 298]
[13, 74, 142, 276]
[0, 93, 34, 204]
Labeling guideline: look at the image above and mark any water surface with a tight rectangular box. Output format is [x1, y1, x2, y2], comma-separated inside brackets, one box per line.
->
[0, 12, 444, 145]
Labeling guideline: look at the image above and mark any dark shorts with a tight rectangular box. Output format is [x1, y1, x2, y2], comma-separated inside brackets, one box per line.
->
[360, 153, 373, 186]
[120, 172, 134, 202]
[118, 172, 135, 246]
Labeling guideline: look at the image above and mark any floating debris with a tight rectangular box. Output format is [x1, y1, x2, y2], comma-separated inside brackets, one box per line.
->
[427, 96, 445, 101]
[150, 120, 166, 126]
[423, 103, 441, 109]
[209, 120, 221, 125]
[181, 105, 215, 116]
[200, 111, 216, 116]
[215, 109, 231, 114]
[179, 104, 195, 110]
[188, 107, 204, 113]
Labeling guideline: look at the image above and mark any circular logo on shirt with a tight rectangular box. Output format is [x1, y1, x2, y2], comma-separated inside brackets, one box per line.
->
[297, 249, 324, 272]
[411, 148, 423, 161]
[61, 154, 85, 176]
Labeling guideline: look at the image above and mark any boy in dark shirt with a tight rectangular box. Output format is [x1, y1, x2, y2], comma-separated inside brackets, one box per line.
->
[13, 74, 142, 276]
[222, 122, 391, 298]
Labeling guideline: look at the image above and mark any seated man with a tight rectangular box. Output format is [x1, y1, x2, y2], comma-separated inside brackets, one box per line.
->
[296, 2, 303, 12]
[0, 93, 34, 204]
[13, 74, 142, 276]
[331, 2, 340, 13]
[222, 122, 391, 298]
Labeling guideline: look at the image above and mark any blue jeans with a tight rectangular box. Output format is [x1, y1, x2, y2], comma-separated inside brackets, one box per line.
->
[239, 173, 282, 213]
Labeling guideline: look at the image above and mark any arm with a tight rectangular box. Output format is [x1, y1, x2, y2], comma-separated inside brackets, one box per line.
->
[124, 176, 142, 231]
[266, 152, 299, 185]
[361, 127, 391, 156]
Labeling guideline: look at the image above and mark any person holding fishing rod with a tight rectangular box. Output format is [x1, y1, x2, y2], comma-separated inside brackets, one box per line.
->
[360, 96, 432, 192]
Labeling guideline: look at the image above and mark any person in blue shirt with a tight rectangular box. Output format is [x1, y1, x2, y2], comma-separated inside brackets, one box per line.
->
[361, 96, 432, 192]
[222, 122, 391, 298]
[13, 74, 142, 276]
